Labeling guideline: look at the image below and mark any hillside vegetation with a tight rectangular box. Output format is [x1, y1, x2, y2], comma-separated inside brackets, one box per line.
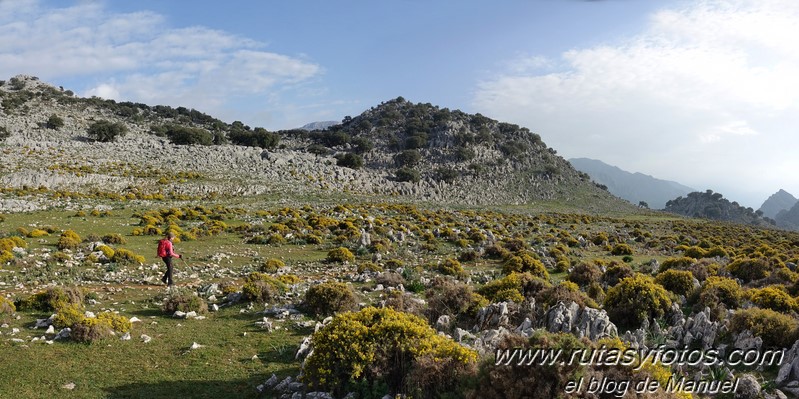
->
[1, 75, 798, 398]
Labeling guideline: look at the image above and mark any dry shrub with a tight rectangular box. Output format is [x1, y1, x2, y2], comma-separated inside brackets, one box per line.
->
[162, 288, 208, 314]
[426, 278, 487, 325]
[71, 318, 114, 343]
[303, 281, 358, 318]
[375, 271, 404, 287]
[242, 272, 286, 303]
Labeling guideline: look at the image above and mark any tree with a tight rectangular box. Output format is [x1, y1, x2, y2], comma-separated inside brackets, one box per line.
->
[394, 149, 421, 167]
[87, 120, 127, 142]
[336, 153, 363, 169]
[46, 114, 64, 130]
[638, 201, 649, 209]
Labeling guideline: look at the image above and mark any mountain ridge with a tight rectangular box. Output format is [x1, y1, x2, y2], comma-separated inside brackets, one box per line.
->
[568, 157, 695, 209]
[0, 75, 631, 213]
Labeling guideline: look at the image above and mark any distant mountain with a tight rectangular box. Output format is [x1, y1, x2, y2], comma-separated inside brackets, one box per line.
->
[664, 190, 773, 227]
[774, 201, 799, 231]
[300, 121, 338, 131]
[759, 189, 798, 219]
[568, 158, 695, 209]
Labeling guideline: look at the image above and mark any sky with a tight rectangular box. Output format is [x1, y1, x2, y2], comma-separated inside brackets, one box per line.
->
[0, 0, 797, 208]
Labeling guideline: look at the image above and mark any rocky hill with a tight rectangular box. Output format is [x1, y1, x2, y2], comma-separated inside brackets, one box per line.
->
[569, 157, 694, 209]
[300, 121, 337, 131]
[759, 189, 798, 219]
[664, 189, 774, 227]
[0, 75, 627, 212]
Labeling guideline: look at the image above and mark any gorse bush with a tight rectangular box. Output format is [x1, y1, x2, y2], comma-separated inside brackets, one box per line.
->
[57, 230, 81, 250]
[326, 247, 355, 263]
[0, 297, 16, 316]
[426, 278, 487, 325]
[727, 257, 770, 283]
[567, 262, 602, 288]
[97, 312, 132, 333]
[111, 248, 145, 265]
[17, 286, 84, 312]
[302, 307, 477, 397]
[748, 286, 797, 312]
[699, 276, 742, 309]
[610, 243, 633, 256]
[303, 281, 358, 318]
[258, 258, 285, 273]
[655, 269, 695, 296]
[438, 257, 466, 277]
[604, 275, 671, 330]
[729, 307, 798, 348]
[71, 318, 114, 343]
[502, 252, 548, 279]
[241, 272, 286, 303]
[53, 303, 85, 329]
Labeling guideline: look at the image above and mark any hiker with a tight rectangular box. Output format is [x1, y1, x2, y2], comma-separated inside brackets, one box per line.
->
[157, 232, 181, 286]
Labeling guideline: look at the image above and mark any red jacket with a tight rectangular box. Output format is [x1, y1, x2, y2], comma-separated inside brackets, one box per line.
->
[157, 239, 179, 258]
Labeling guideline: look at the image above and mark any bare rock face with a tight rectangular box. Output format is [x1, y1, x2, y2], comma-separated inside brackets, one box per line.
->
[667, 307, 721, 350]
[777, 339, 799, 388]
[475, 302, 511, 331]
[544, 301, 617, 341]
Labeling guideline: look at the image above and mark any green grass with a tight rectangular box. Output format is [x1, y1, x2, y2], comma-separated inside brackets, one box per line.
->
[0, 288, 304, 399]
[3, 194, 799, 397]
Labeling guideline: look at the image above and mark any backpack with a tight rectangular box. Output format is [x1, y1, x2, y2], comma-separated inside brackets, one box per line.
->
[157, 239, 170, 258]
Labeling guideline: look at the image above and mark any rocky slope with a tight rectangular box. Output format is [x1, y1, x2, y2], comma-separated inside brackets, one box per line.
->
[569, 157, 695, 209]
[0, 75, 628, 212]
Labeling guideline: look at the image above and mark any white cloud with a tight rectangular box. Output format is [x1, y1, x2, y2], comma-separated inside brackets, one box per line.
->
[0, 0, 323, 128]
[85, 83, 120, 100]
[474, 0, 799, 207]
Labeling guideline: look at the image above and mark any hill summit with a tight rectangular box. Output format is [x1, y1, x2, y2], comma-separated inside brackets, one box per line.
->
[0, 76, 626, 211]
[664, 189, 774, 227]
[759, 189, 798, 219]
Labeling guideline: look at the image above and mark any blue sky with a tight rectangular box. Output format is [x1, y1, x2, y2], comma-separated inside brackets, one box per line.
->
[1, 0, 798, 208]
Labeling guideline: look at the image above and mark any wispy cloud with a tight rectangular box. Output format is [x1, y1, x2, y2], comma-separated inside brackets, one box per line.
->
[0, 1, 323, 128]
[474, 0, 799, 206]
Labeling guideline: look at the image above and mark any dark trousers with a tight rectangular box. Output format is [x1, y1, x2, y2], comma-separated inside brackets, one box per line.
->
[161, 256, 174, 286]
